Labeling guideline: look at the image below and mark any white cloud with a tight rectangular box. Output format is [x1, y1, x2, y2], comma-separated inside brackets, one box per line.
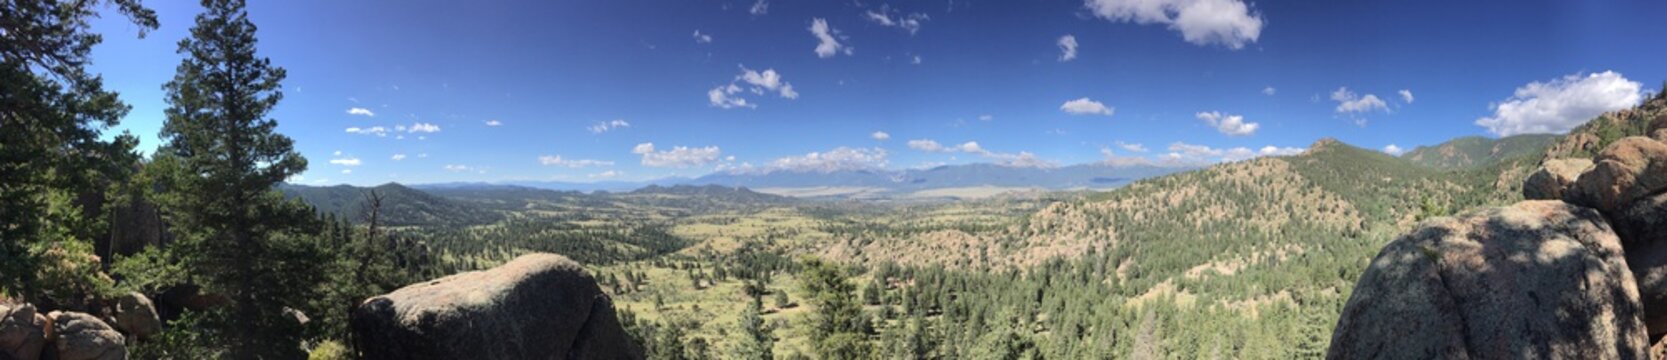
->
[1163, 142, 1303, 163]
[1117, 141, 1149, 152]
[809, 18, 853, 58]
[347, 107, 375, 117]
[864, 5, 928, 35]
[871, 131, 891, 141]
[1061, 97, 1115, 116]
[442, 164, 470, 172]
[708, 84, 753, 109]
[978, 114, 994, 121]
[749, 0, 768, 15]
[1476, 71, 1643, 137]
[329, 157, 362, 167]
[345, 126, 389, 137]
[341, 169, 352, 174]
[1085, 0, 1264, 49]
[484, 119, 503, 126]
[907, 139, 945, 152]
[1262, 86, 1276, 95]
[589, 170, 623, 179]
[588, 119, 631, 134]
[538, 155, 615, 168]
[767, 147, 889, 173]
[710, 67, 798, 109]
[738, 67, 798, 99]
[1196, 111, 1259, 136]
[391, 154, 407, 161]
[407, 122, 441, 133]
[693, 30, 713, 44]
[1398, 89, 1414, 104]
[1057, 35, 1079, 62]
[632, 143, 722, 168]
[1382, 144, 1404, 156]
[1331, 87, 1389, 114]
[911, 55, 922, 65]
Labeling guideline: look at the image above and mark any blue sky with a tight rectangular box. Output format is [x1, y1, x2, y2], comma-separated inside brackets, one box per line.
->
[88, 0, 1667, 185]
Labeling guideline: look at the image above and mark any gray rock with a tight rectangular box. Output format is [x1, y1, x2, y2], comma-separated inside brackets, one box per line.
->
[1328, 201, 1650, 359]
[1524, 158, 1594, 200]
[351, 253, 643, 360]
[1615, 193, 1667, 339]
[49, 311, 126, 360]
[111, 292, 161, 341]
[1, 303, 47, 360]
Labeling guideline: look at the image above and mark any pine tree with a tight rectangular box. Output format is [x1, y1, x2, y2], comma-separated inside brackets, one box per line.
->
[155, 0, 327, 357]
[733, 294, 774, 360]
[0, 0, 156, 303]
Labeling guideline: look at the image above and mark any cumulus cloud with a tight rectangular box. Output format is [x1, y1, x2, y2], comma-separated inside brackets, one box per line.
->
[347, 107, 375, 117]
[1196, 111, 1259, 136]
[329, 156, 362, 167]
[907, 139, 945, 152]
[1057, 35, 1079, 62]
[1084, 0, 1263, 49]
[767, 147, 889, 173]
[1398, 89, 1414, 104]
[1475, 71, 1644, 137]
[407, 123, 442, 133]
[1163, 142, 1303, 163]
[1331, 87, 1389, 114]
[1117, 141, 1149, 153]
[538, 155, 615, 168]
[632, 143, 722, 168]
[1061, 97, 1115, 116]
[709, 67, 798, 109]
[809, 18, 853, 58]
[871, 131, 891, 141]
[749, 0, 768, 15]
[588, 119, 631, 134]
[864, 5, 928, 35]
[1382, 144, 1404, 155]
[693, 29, 713, 44]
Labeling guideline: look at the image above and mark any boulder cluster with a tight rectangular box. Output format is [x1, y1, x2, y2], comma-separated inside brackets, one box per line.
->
[350, 252, 643, 360]
[1330, 128, 1667, 359]
[1, 292, 161, 360]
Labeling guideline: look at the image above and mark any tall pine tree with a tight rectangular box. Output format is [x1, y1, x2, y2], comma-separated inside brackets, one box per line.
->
[156, 0, 327, 357]
[1, 0, 157, 303]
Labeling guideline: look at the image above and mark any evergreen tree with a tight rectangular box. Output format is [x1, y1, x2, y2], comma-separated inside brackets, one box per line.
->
[155, 0, 326, 357]
[800, 257, 871, 359]
[733, 294, 774, 360]
[0, 0, 156, 303]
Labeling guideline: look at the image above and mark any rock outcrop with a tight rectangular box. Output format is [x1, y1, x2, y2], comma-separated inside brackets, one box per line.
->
[351, 253, 643, 360]
[1564, 136, 1667, 215]
[48, 311, 127, 360]
[111, 292, 161, 341]
[1, 303, 48, 360]
[1328, 201, 1649, 359]
[1524, 158, 1594, 200]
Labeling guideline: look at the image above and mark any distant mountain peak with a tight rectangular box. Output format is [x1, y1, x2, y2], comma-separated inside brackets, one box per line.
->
[1308, 137, 1344, 153]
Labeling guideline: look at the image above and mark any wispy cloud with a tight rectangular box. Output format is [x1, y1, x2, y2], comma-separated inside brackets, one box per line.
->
[809, 18, 853, 58]
[1057, 35, 1078, 62]
[329, 156, 362, 167]
[538, 155, 615, 168]
[588, 119, 631, 134]
[693, 29, 713, 44]
[1398, 89, 1415, 104]
[864, 5, 929, 35]
[347, 107, 375, 117]
[484, 119, 503, 126]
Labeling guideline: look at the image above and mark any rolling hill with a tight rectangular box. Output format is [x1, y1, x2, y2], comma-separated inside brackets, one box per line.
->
[1402, 134, 1557, 169]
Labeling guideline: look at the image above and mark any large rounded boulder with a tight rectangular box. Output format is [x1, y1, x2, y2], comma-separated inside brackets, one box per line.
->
[48, 311, 127, 360]
[111, 292, 162, 341]
[1328, 201, 1650, 359]
[1, 303, 48, 360]
[1524, 158, 1594, 200]
[1564, 136, 1667, 215]
[351, 253, 643, 360]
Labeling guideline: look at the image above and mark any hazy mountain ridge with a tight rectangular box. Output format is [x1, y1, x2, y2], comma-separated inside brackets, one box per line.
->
[1403, 134, 1557, 169]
